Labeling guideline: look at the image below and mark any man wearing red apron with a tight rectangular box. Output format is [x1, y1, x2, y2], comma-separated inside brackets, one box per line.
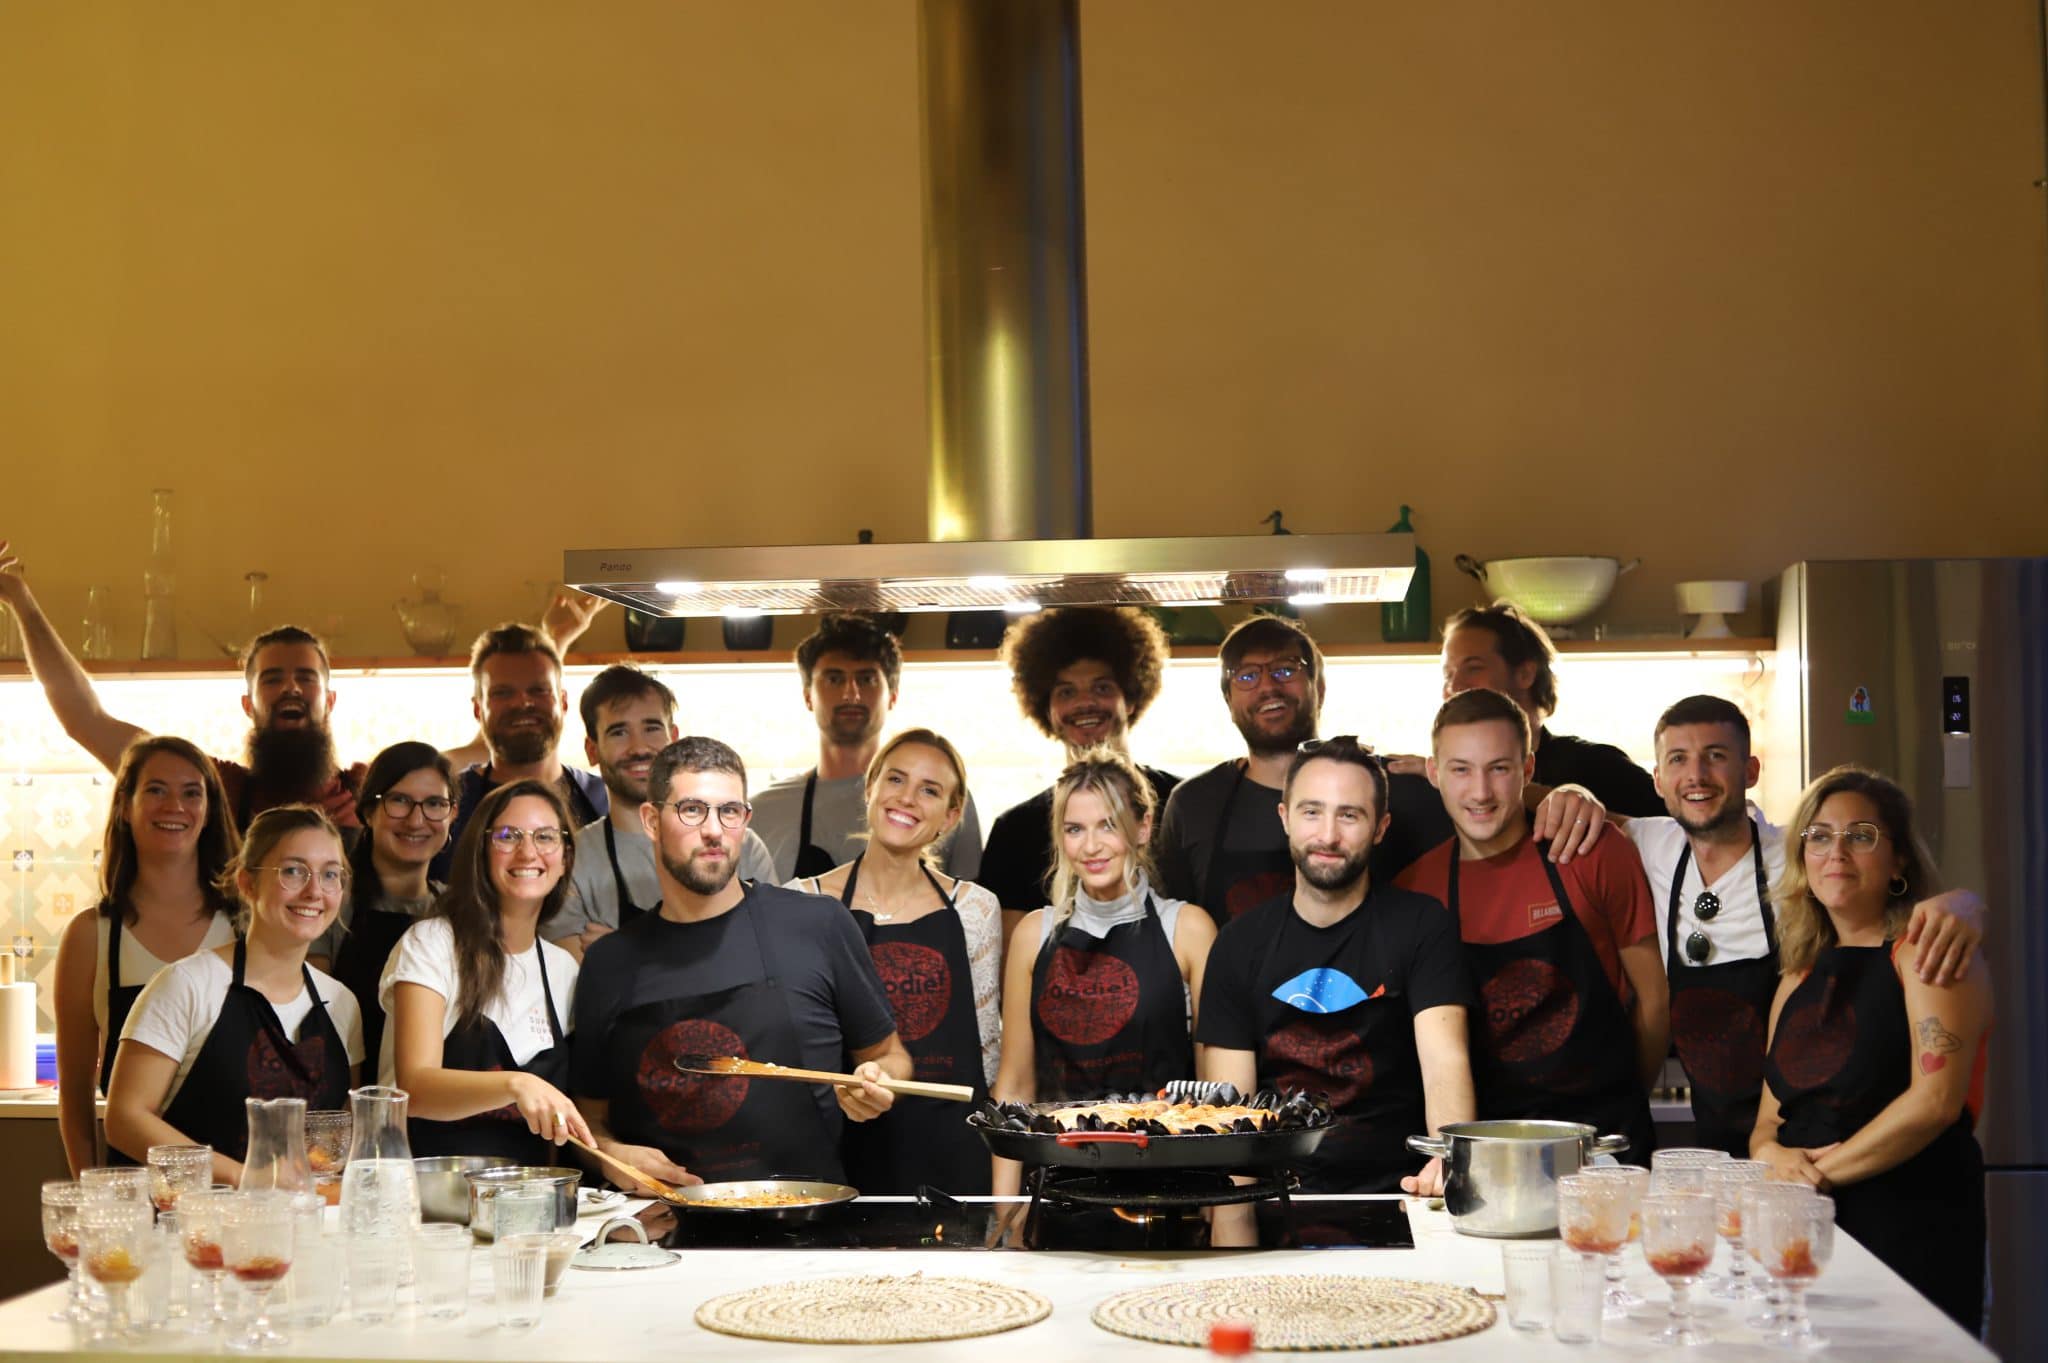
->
[570, 737, 912, 1187]
[1399, 689, 1668, 1164]
[1197, 736, 1475, 1194]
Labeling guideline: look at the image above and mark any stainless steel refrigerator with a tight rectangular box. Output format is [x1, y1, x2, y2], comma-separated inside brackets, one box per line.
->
[1764, 558, 2047, 1358]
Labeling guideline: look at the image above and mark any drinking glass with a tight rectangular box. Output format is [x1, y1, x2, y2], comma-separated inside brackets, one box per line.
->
[137, 1211, 181, 1329]
[304, 1110, 351, 1208]
[149, 1143, 215, 1213]
[1742, 1183, 1816, 1330]
[178, 1188, 237, 1332]
[81, 1165, 153, 1212]
[491, 1233, 548, 1330]
[42, 1180, 93, 1323]
[1641, 1193, 1717, 1346]
[413, 1224, 472, 1320]
[347, 1234, 404, 1324]
[1550, 1243, 1606, 1345]
[1758, 1193, 1835, 1349]
[275, 1192, 337, 1327]
[1705, 1159, 1770, 1299]
[1500, 1243, 1553, 1331]
[222, 1191, 295, 1351]
[1557, 1173, 1632, 1259]
[492, 1183, 556, 1240]
[78, 1200, 152, 1342]
[1581, 1164, 1649, 1313]
[1652, 1147, 1733, 1170]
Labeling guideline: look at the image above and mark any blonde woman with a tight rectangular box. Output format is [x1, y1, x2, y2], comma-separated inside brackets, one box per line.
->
[792, 729, 1000, 1193]
[989, 750, 1216, 1188]
[1753, 766, 1990, 1333]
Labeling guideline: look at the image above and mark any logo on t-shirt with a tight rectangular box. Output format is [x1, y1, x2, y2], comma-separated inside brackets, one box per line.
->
[1527, 900, 1564, 929]
[1270, 969, 1382, 1015]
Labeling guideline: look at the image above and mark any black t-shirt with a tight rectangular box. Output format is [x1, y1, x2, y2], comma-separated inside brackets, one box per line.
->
[1534, 728, 1662, 818]
[978, 764, 1182, 912]
[1196, 884, 1472, 1060]
[569, 882, 897, 1129]
[1154, 760, 1453, 911]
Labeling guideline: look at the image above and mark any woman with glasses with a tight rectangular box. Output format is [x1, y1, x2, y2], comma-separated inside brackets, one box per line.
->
[105, 805, 363, 1184]
[308, 742, 457, 1071]
[1753, 765, 1991, 1331]
[385, 779, 592, 1161]
[52, 736, 240, 1174]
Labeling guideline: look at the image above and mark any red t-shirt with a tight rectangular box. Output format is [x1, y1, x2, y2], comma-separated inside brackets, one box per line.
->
[1396, 831, 1656, 1006]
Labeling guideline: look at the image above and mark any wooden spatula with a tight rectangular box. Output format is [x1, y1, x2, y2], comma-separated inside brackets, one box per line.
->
[564, 1133, 681, 1200]
[673, 1054, 975, 1103]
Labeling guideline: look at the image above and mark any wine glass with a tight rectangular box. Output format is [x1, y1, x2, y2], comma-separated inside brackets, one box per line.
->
[148, 1143, 215, 1213]
[222, 1191, 296, 1351]
[1705, 1159, 1769, 1299]
[80, 1165, 153, 1212]
[1557, 1173, 1632, 1259]
[1641, 1193, 1717, 1346]
[1742, 1182, 1817, 1331]
[1758, 1192, 1835, 1349]
[178, 1188, 236, 1332]
[41, 1180, 93, 1323]
[1581, 1164, 1649, 1313]
[78, 1200, 152, 1342]
[304, 1109, 351, 1207]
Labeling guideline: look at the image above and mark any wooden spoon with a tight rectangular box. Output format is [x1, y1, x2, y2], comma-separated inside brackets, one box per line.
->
[564, 1134, 680, 1201]
[674, 1054, 975, 1103]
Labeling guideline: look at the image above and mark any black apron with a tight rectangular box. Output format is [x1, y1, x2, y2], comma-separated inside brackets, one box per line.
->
[1764, 943, 1985, 1333]
[603, 821, 658, 928]
[1199, 762, 1297, 926]
[1249, 897, 1428, 1192]
[792, 770, 840, 880]
[330, 894, 429, 1085]
[157, 940, 351, 1163]
[102, 908, 233, 1165]
[409, 942, 572, 1165]
[1448, 842, 1655, 1164]
[1029, 893, 1193, 1099]
[601, 894, 841, 1182]
[1664, 825, 1776, 1158]
[836, 858, 990, 1194]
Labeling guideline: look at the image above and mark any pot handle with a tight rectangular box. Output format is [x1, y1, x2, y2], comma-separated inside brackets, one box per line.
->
[1615, 558, 1642, 577]
[1055, 1131, 1150, 1149]
[1454, 554, 1487, 583]
[594, 1215, 649, 1245]
[1592, 1134, 1632, 1157]
[1406, 1134, 1450, 1159]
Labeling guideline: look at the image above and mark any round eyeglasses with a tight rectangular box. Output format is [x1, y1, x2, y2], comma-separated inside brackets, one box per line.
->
[377, 792, 453, 822]
[488, 826, 566, 853]
[255, 863, 349, 896]
[1228, 658, 1308, 690]
[664, 800, 751, 829]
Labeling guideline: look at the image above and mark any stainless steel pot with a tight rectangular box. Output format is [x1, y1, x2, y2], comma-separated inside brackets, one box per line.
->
[414, 1155, 500, 1224]
[464, 1167, 581, 1242]
[1407, 1120, 1630, 1238]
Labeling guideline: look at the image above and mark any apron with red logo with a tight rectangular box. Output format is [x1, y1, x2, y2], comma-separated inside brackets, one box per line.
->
[1029, 893, 1193, 1098]
[1664, 825, 1776, 1157]
[1199, 762, 1298, 926]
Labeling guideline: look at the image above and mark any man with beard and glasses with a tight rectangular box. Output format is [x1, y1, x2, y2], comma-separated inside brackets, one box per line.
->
[750, 614, 983, 882]
[548, 665, 776, 960]
[1616, 694, 1986, 1157]
[1196, 736, 1473, 1194]
[432, 624, 606, 879]
[0, 546, 366, 825]
[570, 737, 912, 1187]
[977, 607, 1181, 939]
[1156, 616, 1459, 924]
[1398, 688, 1667, 1164]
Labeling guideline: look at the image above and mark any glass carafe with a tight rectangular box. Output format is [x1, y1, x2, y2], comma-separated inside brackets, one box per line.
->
[141, 488, 178, 660]
[338, 1086, 420, 1238]
[394, 574, 458, 656]
[241, 1097, 311, 1192]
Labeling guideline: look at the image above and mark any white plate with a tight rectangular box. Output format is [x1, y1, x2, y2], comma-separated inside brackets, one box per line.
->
[578, 1188, 626, 1215]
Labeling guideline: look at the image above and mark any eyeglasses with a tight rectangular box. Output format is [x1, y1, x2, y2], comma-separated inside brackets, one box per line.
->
[255, 864, 349, 896]
[664, 800, 752, 829]
[1228, 658, 1309, 690]
[1798, 822, 1886, 855]
[488, 826, 567, 853]
[1683, 890, 1720, 965]
[377, 793, 452, 822]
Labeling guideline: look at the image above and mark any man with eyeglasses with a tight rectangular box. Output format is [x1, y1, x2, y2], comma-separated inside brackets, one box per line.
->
[1398, 687, 1668, 1163]
[1619, 694, 1986, 1157]
[571, 737, 911, 1188]
[432, 624, 608, 880]
[1156, 616, 1457, 925]
[548, 665, 775, 960]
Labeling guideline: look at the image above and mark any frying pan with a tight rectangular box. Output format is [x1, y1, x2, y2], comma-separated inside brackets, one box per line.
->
[969, 1099, 1333, 1172]
[661, 1179, 858, 1224]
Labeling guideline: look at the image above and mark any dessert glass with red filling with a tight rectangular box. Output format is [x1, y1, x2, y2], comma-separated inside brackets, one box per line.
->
[1642, 1192, 1718, 1346]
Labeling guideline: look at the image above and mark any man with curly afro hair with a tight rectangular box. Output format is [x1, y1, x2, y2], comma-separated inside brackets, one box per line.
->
[976, 607, 1182, 928]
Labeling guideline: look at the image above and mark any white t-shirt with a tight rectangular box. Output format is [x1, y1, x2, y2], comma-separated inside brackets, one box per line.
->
[553, 817, 778, 939]
[791, 873, 1004, 1087]
[120, 951, 366, 1109]
[94, 911, 238, 1034]
[1625, 804, 1786, 965]
[376, 918, 578, 1084]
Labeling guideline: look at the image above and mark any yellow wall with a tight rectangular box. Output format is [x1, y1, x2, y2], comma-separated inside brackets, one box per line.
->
[3, 2, 2043, 658]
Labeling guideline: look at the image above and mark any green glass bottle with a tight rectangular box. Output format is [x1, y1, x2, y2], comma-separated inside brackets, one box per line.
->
[1380, 504, 1433, 643]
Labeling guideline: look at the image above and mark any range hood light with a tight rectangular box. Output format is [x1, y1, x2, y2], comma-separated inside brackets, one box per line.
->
[1288, 591, 1327, 608]
[1003, 598, 1042, 614]
[656, 580, 702, 596]
[721, 606, 767, 621]
[966, 575, 1009, 592]
[1284, 567, 1330, 584]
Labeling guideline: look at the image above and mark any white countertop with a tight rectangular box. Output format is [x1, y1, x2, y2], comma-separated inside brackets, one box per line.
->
[0, 1198, 1992, 1361]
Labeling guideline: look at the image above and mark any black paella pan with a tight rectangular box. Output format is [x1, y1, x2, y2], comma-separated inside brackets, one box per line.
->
[968, 1087, 1334, 1171]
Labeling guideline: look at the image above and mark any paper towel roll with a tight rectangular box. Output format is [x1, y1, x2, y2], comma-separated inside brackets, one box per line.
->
[0, 982, 37, 1088]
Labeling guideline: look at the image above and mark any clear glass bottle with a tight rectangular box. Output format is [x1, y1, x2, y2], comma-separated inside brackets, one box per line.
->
[141, 488, 178, 660]
[338, 1086, 419, 1239]
[81, 586, 113, 660]
[241, 1097, 311, 1193]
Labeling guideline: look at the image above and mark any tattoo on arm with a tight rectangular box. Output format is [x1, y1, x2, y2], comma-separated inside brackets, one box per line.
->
[1916, 1016, 1961, 1053]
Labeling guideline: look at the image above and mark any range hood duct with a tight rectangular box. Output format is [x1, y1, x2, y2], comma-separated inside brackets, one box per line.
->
[566, 0, 1414, 619]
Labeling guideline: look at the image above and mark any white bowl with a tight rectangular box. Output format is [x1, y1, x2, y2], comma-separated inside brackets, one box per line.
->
[1470, 556, 1638, 626]
[1676, 580, 1748, 639]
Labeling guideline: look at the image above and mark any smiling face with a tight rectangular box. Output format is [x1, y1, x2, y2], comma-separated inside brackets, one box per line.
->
[368, 766, 455, 872]
[1057, 786, 1150, 901]
[1048, 659, 1129, 753]
[1654, 721, 1758, 836]
[476, 651, 566, 767]
[486, 794, 569, 905]
[126, 751, 209, 860]
[586, 693, 678, 804]
[241, 642, 333, 733]
[1440, 626, 1533, 709]
[1225, 645, 1320, 756]
[806, 651, 895, 748]
[243, 827, 347, 947]
[1428, 718, 1534, 852]
[1801, 790, 1904, 916]
[864, 742, 963, 856]
[1281, 756, 1386, 893]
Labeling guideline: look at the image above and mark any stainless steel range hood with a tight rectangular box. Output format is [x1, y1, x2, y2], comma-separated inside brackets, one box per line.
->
[565, 2, 1415, 619]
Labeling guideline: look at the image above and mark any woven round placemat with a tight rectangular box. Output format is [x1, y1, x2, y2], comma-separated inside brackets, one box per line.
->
[1092, 1274, 1495, 1351]
[695, 1272, 1052, 1345]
